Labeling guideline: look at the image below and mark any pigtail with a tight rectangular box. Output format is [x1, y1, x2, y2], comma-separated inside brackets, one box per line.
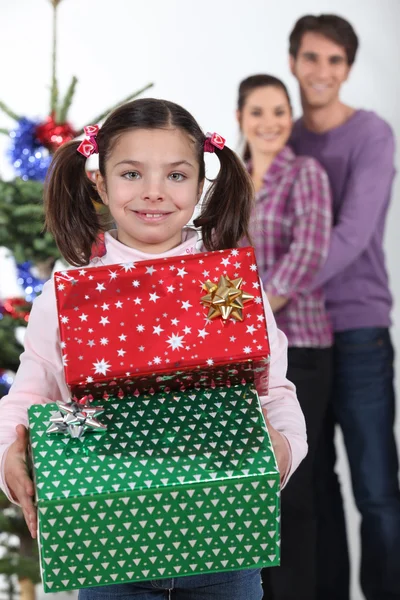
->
[44, 141, 106, 267]
[194, 145, 254, 251]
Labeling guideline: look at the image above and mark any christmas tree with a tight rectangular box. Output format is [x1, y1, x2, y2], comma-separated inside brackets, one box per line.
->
[0, 1, 153, 598]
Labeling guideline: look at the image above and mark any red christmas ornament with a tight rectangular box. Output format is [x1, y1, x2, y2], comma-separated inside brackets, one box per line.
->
[3, 297, 31, 322]
[35, 114, 77, 153]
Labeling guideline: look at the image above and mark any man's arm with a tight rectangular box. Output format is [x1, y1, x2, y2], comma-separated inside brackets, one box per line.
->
[312, 130, 395, 289]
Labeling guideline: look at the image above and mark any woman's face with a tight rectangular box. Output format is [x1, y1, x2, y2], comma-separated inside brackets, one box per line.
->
[238, 86, 292, 158]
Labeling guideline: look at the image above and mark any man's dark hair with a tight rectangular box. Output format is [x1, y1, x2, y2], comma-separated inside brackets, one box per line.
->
[289, 14, 359, 66]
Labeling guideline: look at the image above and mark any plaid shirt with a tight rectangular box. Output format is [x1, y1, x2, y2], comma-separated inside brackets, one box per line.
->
[248, 146, 333, 347]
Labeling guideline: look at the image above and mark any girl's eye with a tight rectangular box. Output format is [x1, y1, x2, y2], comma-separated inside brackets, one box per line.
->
[251, 111, 262, 117]
[169, 172, 185, 182]
[123, 171, 140, 180]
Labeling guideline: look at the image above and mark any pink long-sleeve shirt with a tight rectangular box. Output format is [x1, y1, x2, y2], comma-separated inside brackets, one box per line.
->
[0, 230, 307, 500]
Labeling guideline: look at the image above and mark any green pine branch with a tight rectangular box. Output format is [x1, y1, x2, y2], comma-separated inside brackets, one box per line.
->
[50, 0, 59, 114]
[57, 75, 78, 123]
[0, 315, 25, 372]
[0, 178, 60, 264]
[76, 82, 154, 133]
[0, 100, 20, 122]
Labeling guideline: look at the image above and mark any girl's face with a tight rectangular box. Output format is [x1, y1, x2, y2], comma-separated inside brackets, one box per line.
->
[97, 128, 203, 254]
[238, 86, 292, 159]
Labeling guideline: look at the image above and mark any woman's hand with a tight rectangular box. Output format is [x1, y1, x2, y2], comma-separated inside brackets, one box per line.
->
[4, 425, 37, 538]
[267, 294, 289, 314]
[262, 408, 290, 482]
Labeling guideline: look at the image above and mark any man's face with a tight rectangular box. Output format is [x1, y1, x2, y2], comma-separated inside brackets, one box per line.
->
[290, 31, 351, 109]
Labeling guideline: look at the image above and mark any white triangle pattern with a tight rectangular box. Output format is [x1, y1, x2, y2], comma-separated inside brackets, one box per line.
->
[29, 384, 280, 592]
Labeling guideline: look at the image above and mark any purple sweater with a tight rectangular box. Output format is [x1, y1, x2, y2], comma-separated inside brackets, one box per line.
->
[290, 110, 396, 332]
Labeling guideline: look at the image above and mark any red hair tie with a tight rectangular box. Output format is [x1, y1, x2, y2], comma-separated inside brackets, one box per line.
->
[204, 132, 226, 153]
[77, 125, 100, 158]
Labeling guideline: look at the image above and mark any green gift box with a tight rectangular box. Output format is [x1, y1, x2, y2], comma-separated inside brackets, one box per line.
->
[29, 385, 280, 592]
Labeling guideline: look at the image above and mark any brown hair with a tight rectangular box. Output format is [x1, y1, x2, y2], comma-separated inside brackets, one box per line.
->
[237, 74, 292, 162]
[44, 98, 254, 266]
[289, 14, 359, 66]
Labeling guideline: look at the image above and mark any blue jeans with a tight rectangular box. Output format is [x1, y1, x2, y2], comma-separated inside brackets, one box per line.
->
[78, 569, 262, 600]
[315, 328, 400, 600]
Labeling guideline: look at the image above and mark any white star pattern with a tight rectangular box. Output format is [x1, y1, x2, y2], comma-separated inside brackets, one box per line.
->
[120, 262, 135, 272]
[60, 341, 66, 349]
[62, 354, 68, 366]
[86, 376, 93, 383]
[92, 358, 111, 375]
[55, 247, 270, 396]
[79, 269, 87, 276]
[167, 333, 185, 350]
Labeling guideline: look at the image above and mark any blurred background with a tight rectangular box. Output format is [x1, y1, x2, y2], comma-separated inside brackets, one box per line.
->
[0, 1, 399, 599]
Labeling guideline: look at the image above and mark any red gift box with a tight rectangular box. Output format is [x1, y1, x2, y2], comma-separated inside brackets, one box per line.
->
[54, 247, 270, 399]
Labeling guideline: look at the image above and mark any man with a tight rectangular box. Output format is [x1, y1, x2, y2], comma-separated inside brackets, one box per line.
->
[289, 14, 400, 600]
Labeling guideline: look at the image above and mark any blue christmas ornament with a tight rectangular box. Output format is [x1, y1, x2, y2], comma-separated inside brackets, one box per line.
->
[0, 370, 14, 395]
[8, 117, 52, 181]
[17, 261, 46, 302]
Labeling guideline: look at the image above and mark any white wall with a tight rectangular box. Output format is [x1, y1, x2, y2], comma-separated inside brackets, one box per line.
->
[1, 2, 399, 599]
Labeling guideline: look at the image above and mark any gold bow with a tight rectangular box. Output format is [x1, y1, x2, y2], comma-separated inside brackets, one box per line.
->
[201, 275, 254, 322]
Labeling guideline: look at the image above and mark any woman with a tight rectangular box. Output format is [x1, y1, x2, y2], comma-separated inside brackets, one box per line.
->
[237, 74, 333, 600]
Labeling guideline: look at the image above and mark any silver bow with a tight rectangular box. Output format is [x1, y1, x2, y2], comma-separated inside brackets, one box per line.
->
[47, 399, 107, 439]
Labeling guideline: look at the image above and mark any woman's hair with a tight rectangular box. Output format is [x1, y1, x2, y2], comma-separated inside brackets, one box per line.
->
[289, 14, 359, 66]
[237, 74, 292, 162]
[44, 98, 254, 266]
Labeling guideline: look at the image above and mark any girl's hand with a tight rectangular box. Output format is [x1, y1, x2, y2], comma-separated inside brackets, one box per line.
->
[262, 408, 290, 482]
[4, 425, 37, 538]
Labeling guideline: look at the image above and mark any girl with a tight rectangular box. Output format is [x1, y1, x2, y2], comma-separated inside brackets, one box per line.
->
[0, 98, 307, 600]
[237, 75, 332, 600]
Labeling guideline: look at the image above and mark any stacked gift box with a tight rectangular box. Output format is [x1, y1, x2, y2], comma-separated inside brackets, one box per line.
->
[28, 247, 280, 592]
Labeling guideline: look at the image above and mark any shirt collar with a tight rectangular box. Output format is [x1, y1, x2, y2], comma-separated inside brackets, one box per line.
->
[247, 145, 296, 185]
